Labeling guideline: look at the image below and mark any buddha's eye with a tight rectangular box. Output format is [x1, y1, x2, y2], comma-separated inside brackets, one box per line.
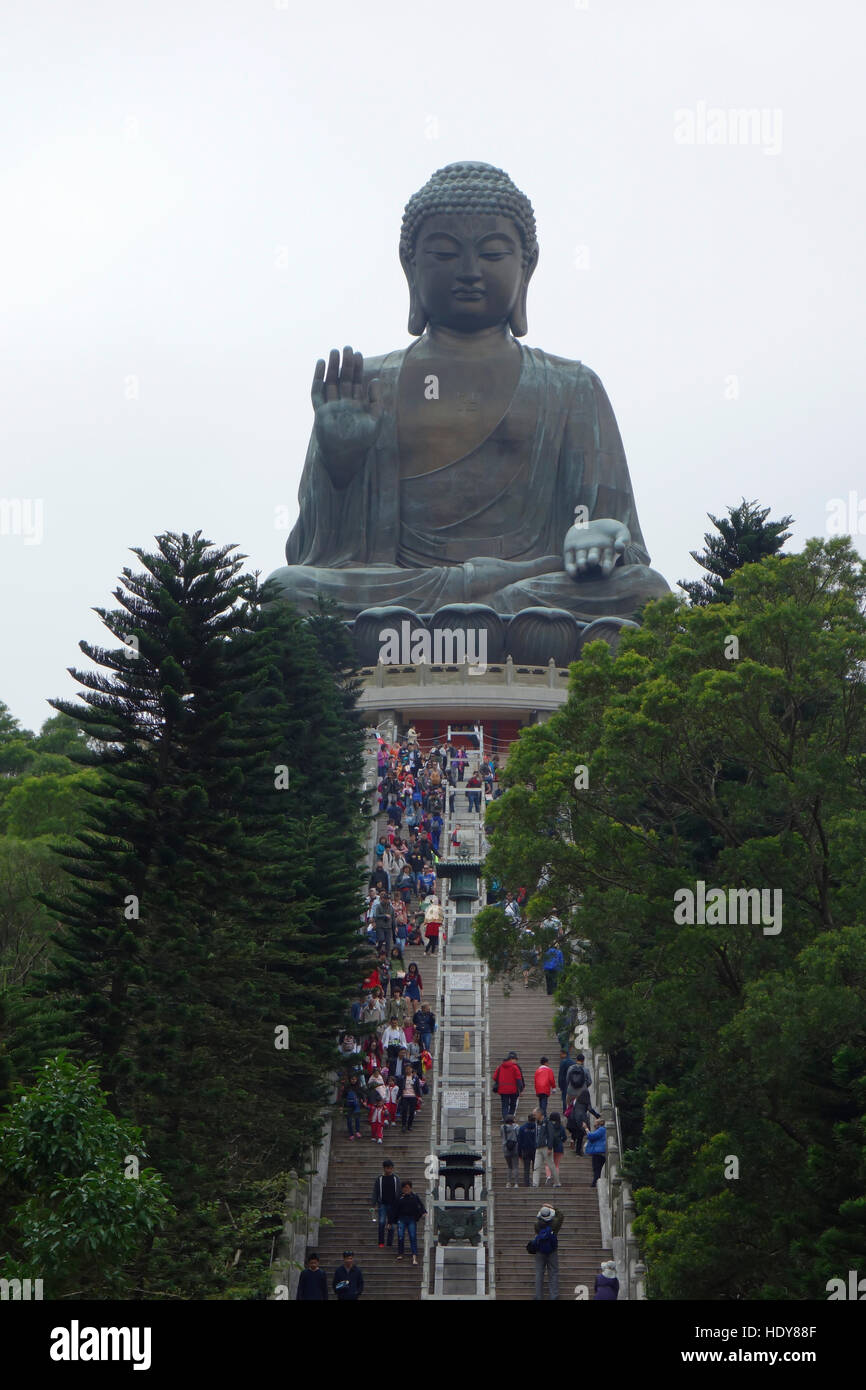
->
[431, 251, 458, 261]
[480, 252, 508, 261]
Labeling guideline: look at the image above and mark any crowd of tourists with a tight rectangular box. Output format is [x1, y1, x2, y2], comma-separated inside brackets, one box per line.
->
[306, 736, 462, 1298]
[313, 727, 618, 1301]
[333, 734, 466, 1144]
[494, 1046, 607, 1188]
[494, 1042, 617, 1301]
[337, 961, 436, 1141]
[376, 729, 501, 833]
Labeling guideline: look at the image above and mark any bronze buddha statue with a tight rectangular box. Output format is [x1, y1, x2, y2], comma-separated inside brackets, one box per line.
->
[267, 161, 668, 661]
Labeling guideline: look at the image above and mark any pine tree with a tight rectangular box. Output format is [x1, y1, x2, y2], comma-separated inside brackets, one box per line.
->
[679, 498, 793, 605]
[220, 589, 369, 1164]
[126, 584, 369, 1295]
[21, 537, 370, 1295]
[36, 531, 251, 1111]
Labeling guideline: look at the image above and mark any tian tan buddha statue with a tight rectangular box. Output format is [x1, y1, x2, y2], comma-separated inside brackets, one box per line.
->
[267, 161, 669, 664]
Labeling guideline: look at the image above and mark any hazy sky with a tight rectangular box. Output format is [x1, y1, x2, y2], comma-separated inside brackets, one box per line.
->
[2, 0, 864, 732]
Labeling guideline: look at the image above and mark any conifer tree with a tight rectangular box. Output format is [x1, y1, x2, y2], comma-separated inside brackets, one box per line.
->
[37, 531, 251, 1110]
[24, 536, 369, 1294]
[679, 498, 793, 605]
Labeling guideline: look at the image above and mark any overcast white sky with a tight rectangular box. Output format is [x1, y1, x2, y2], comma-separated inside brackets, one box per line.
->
[2, 0, 864, 732]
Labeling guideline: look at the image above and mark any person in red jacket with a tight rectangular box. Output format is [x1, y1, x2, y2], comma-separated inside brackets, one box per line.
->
[361, 965, 381, 993]
[368, 1099, 387, 1143]
[493, 1051, 525, 1120]
[534, 1055, 556, 1116]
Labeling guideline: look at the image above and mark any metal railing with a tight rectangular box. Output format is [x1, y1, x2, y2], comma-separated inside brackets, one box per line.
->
[480, 957, 496, 1299]
[420, 848, 495, 1297]
[420, 889, 446, 1297]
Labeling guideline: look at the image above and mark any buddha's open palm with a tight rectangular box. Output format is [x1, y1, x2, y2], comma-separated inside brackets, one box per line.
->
[312, 347, 382, 474]
[564, 516, 629, 579]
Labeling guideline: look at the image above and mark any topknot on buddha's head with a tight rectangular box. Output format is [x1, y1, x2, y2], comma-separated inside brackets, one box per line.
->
[400, 161, 538, 268]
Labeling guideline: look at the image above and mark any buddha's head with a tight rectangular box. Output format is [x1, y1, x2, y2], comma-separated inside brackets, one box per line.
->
[400, 161, 538, 337]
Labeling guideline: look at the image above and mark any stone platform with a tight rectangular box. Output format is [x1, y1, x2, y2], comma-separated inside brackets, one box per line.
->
[357, 656, 570, 726]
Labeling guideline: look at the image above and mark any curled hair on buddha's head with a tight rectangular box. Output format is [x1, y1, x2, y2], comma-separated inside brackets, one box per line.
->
[400, 161, 537, 266]
[400, 161, 538, 336]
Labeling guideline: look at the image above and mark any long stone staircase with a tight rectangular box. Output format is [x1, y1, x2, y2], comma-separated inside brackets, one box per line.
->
[487, 978, 606, 1299]
[313, 769, 442, 1302]
[304, 737, 613, 1299]
[314, 934, 435, 1298]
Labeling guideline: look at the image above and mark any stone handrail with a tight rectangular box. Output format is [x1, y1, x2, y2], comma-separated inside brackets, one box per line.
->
[573, 1011, 646, 1299]
[271, 1110, 334, 1298]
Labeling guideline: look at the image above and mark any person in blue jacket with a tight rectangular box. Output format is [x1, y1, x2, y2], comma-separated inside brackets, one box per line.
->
[583, 1117, 607, 1187]
[543, 943, 564, 996]
[594, 1258, 619, 1300]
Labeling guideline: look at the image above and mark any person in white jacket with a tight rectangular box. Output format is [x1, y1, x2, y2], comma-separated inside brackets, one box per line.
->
[381, 1019, 405, 1066]
[423, 895, 444, 956]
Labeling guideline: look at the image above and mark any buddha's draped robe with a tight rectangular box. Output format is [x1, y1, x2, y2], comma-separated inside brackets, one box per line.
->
[269, 341, 669, 619]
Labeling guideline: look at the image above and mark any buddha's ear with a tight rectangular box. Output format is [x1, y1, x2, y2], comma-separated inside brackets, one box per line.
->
[509, 246, 538, 338]
[401, 249, 427, 336]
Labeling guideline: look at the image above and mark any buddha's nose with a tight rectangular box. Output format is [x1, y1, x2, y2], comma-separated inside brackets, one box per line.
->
[456, 260, 482, 282]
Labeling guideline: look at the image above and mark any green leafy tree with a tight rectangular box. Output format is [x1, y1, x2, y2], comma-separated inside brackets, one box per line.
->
[679, 498, 793, 606]
[476, 536, 866, 1298]
[0, 702, 33, 744]
[0, 717, 97, 1110]
[1, 770, 102, 840]
[0, 839, 69, 981]
[0, 1055, 173, 1297]
[30, 712, 90, 758]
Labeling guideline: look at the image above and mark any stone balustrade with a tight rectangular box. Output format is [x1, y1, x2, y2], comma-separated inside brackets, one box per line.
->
[574, 1016, 646, 1300]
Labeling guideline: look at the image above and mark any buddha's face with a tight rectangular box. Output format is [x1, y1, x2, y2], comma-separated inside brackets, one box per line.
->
[409, 213, 530, 332]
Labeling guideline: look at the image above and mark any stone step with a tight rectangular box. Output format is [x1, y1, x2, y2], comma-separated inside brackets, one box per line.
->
[487, 977, 608, 1300]
[317, 931, 435, 1299]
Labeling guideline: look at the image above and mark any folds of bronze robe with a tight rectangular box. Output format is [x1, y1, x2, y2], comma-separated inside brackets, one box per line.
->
[269, 342, 668, 620]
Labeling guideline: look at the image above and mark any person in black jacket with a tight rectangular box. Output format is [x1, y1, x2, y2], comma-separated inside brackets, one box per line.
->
[557, 1048, 572, 1113]
[296, 1251, 328, 1300]
[393, 1181, 427, 1266]
[517, 1116, 538, 1187]
[413, 1003, 437, 1052]
[564, 1053, 593, 1103]
[567, 1087, 599, 1156]
[370, 861, 389, 893]
[333, 1250, 364, 1300]
[391, 1048, 410, 1084]
[371, 1161, 400, 1248]
[372, 894, 396, 954]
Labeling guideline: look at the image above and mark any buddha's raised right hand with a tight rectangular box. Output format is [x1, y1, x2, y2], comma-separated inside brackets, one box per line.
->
[312, 346, 382, 488]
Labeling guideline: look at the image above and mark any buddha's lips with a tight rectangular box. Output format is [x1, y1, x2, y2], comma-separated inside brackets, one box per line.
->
[453, 289, 485, 300]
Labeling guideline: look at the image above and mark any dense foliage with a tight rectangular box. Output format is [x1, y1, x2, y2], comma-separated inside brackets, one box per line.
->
[0, 534, 368, 1297]
[0, 1055, 172, 1297]
[475, 537, 866, 1299]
